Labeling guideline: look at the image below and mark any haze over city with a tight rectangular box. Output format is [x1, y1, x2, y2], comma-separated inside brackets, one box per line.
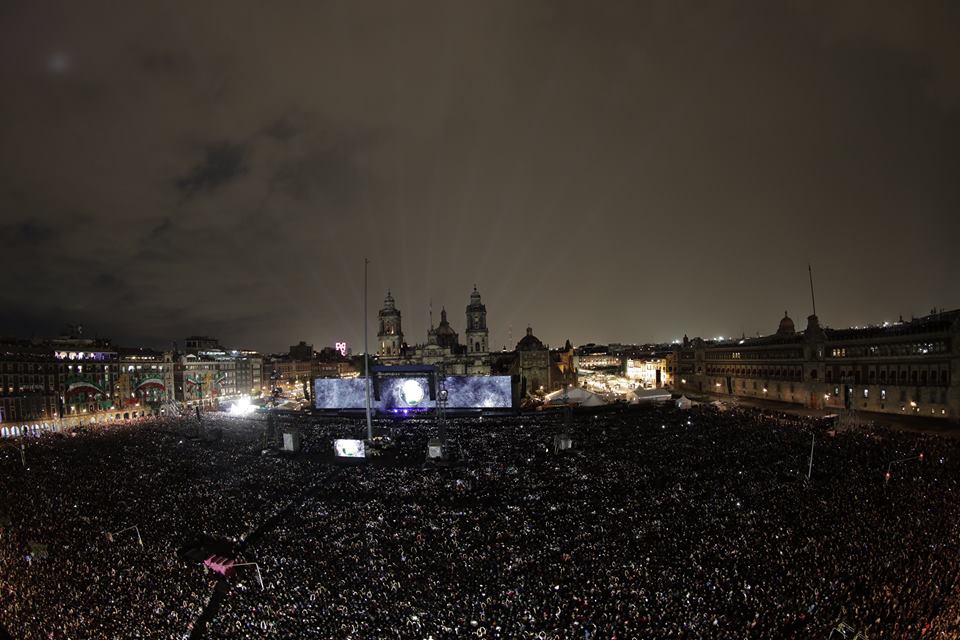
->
[2, 1, 959, 352]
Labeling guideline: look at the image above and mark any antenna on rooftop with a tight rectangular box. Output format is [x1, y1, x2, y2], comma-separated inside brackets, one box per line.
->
[808, 263, 817, 317]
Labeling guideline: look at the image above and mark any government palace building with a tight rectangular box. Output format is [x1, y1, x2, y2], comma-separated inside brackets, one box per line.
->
[671, 309, 960, 423]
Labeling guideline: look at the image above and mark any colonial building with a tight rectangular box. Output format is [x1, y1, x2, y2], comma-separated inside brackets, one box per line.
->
[513, 327, 550, 394]
[116, 347, 174, 412]
[232, 350, 263, 397]
[574, 344, 623, 371]
[0, 340, 63, 424]
[674, 309, 960, 423]
[174, 337, 247, 408]
[507, 327, 576, 395]
[625, 357, 671, 388]
[1, 331, 175, 433]
[375, 287, 493, 376]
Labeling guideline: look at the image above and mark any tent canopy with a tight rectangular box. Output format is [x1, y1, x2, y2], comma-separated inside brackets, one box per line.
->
[630, 387, 672, 404]
[544, 386, 608, 407]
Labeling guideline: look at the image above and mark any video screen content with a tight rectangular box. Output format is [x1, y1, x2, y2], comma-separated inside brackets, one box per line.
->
[379, 377, 435, 410]
[333, 439, 365, 458]
[314, 378, 367, 409]
[444, 375, 513, 408]
[314, 374, 514, 410]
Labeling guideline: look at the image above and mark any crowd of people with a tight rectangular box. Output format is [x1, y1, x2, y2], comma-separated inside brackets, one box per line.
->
[2, 403, 960, 638]
[0, 413, 321, 639]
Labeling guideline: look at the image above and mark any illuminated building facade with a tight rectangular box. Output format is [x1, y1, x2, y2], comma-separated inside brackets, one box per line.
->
[625, 357, 671, 388]
[674, 309, 960, 423]
[0, 332, 173, 431]
[116, 347, 174, 412]
[573, 345, 622, 371]
[174, 340, 240, 407]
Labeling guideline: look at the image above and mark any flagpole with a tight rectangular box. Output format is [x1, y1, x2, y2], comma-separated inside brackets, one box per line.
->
[364, 258, 373, 441]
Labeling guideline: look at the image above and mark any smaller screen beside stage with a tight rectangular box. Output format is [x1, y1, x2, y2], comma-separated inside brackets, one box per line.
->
[334, 439, 365, 458]
[444, 376, 512, 408]
[379, 376, 435, 410]
[314, 378, 367, 409]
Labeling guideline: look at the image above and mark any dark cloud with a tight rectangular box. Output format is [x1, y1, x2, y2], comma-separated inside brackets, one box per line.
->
[263, 117, 301, 143]
[0, 0, 957, 351]
[149, 217, 174, 238]
[2, 220, 57, 246]
[138, 49, 192, 76]
[175, 142, 249, 199]
[270, 143, 370, 204]
[92, 271, 122, 290]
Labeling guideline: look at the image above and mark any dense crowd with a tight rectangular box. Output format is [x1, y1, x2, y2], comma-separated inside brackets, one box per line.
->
[2, 404, 960, 639]
[0, 413, 324, 639]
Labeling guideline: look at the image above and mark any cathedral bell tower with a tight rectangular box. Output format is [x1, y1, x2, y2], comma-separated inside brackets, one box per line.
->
[465, 285, 488, 354]
[377, 291, 403, 359]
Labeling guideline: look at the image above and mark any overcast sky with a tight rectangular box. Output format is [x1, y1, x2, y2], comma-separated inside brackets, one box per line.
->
[1, 1, 958, 353]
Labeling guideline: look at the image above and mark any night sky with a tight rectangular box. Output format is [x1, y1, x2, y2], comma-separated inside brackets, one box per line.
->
[2, 1, 958, 353]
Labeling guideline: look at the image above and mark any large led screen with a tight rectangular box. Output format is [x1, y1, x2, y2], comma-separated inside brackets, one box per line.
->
[314, 375, 514, 410]
[314, 378, 367, 409]
[379, 377, 435, 410]
[444, 376, 513, 408]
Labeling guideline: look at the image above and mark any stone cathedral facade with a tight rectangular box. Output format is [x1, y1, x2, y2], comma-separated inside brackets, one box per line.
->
[376, 286, 492, 376]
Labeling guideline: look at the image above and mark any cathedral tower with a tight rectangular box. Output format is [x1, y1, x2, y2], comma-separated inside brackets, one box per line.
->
[465, 285, 488, 354]
[377, 291, 403, 358]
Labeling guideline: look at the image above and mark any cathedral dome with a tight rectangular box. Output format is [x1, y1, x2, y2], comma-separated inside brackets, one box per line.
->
[436, 308, 456, 336]
[516, 326, 545, 351]
[776, 311, 795, 335]
[433, 308, 459, 350]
